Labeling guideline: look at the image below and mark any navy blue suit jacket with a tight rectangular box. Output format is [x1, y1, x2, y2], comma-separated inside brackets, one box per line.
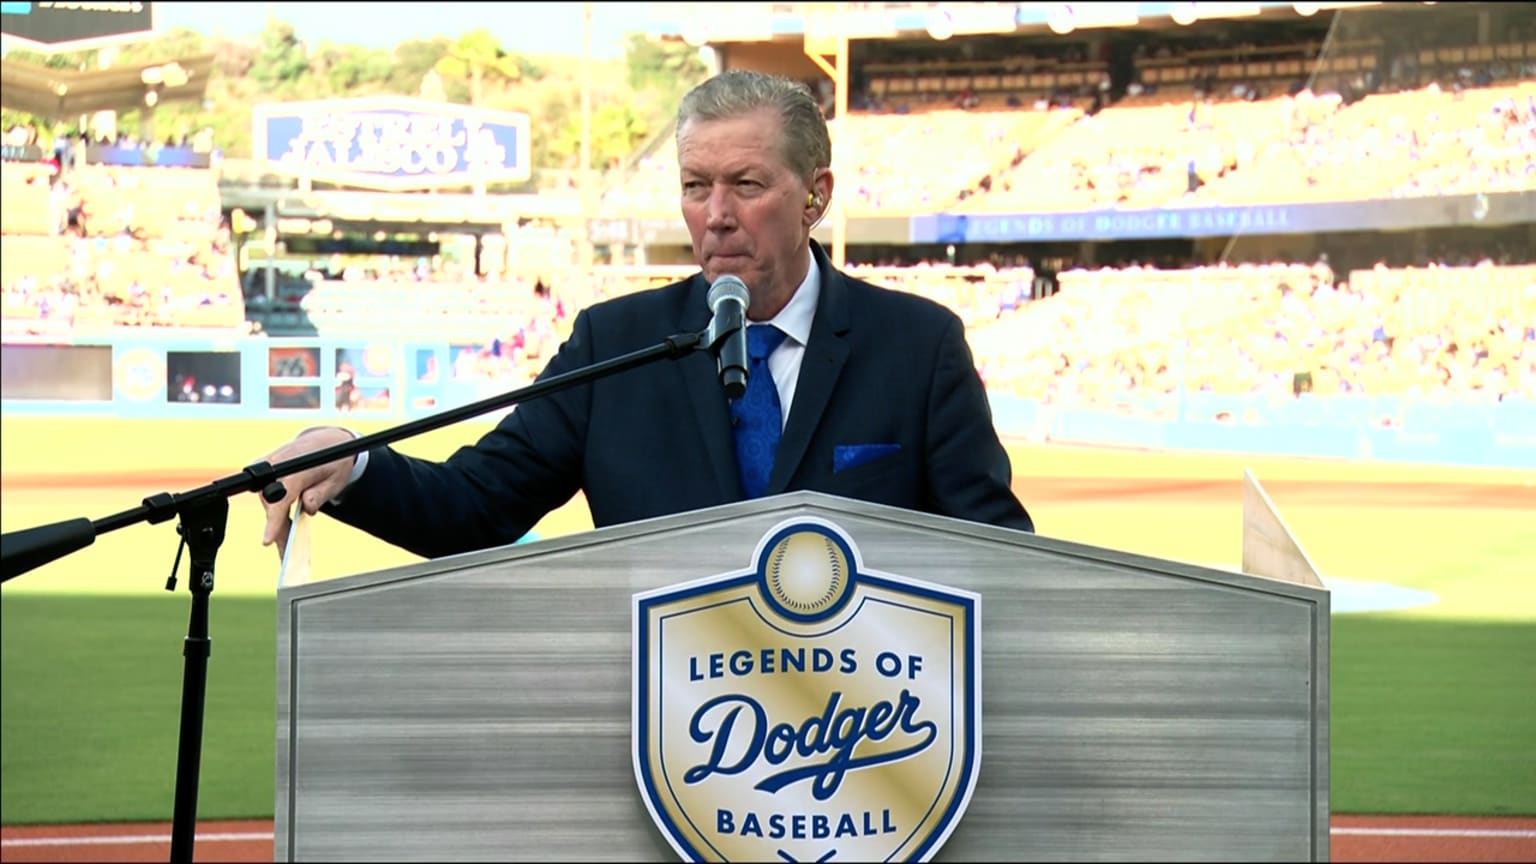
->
[328, 244, 1033, 558]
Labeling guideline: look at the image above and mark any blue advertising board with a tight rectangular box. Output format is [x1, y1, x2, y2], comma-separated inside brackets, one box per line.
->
[3, 336, 1530, 469]
[252, 96, 531, 191]
[910, 191, 1535, 244]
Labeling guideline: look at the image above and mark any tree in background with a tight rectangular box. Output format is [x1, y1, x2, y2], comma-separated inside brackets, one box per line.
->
[434, 28, 530, 107]
[309, 43, 394, 95]
[250, 21, 309, 93]
[392, 38, 456, 97]
[542, 98, 652, 172]
[624, 33, 709, 98]
[0, 18, 709, 187]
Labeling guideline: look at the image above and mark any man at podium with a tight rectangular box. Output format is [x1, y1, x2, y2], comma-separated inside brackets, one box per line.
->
[257, 70, 1034, 560]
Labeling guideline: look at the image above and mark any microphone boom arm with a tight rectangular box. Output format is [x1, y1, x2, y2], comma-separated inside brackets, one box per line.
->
[1, 327, 717, 583]
[0, 323, 726, 864]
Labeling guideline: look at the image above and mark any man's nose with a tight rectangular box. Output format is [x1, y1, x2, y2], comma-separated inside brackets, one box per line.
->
[705, 186, 736, 229]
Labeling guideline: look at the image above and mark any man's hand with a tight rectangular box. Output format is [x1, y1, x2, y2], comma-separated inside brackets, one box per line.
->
[258, 426, 359, 553]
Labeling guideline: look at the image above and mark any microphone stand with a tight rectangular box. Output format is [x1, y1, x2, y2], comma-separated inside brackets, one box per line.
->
[0, 323, 725, 863]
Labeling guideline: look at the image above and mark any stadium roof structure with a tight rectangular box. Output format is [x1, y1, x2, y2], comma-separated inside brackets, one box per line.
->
[646, 1, 1387, 43]
[0, 53, 214, 120]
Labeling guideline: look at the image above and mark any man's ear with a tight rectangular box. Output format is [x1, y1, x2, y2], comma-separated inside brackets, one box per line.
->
[805, 169, 833, 225]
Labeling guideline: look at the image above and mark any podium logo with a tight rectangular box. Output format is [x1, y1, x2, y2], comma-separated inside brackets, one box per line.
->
[632, 518, 981, 862]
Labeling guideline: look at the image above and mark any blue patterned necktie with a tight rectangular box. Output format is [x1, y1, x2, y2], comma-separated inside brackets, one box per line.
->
[732, 324, 789, 499]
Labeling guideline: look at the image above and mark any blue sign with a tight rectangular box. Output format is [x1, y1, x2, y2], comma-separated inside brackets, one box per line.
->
[910, 192, 1536, 244]
[83, 145, 210, 169]
[252, 96, 531, 191]
[5, 335, 1531, 468]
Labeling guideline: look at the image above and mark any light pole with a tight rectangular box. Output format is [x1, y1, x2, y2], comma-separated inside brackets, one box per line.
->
[803, 3, 850, 270]
[579, 1, 595, 271]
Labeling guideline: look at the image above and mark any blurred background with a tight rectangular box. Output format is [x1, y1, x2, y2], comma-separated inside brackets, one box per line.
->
[1, 0, 1530, 455]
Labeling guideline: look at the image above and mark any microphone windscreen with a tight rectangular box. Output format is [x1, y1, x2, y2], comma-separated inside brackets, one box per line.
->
[707, 275, 750, 311]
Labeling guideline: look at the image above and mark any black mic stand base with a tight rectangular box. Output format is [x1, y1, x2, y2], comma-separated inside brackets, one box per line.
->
[168, 496, 227, 864]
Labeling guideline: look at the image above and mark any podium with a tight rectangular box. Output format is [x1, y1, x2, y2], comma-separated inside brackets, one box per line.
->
[275, 491, 1329, 862]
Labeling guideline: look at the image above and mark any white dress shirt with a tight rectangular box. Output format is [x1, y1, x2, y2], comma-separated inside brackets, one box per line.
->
[751, 245, 820, 431]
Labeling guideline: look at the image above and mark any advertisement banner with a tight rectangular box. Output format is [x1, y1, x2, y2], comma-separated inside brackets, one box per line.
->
[252, 96, 531, 191]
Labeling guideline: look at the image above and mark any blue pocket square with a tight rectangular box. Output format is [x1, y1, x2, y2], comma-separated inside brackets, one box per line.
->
[834, 443, 901, 473]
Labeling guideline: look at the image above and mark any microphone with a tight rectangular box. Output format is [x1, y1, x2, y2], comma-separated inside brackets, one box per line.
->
[706, 275, 750, 399]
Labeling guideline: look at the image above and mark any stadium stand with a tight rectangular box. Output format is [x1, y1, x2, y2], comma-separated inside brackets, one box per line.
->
[968, 260, 1534, 405]
[1, 159, 244, 338]
[1, 1, 1531, 465]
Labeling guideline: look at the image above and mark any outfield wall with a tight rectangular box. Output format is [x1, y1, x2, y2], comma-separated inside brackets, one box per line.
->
[4, 334, 1532, 469]
[990, 396, 1535, 469]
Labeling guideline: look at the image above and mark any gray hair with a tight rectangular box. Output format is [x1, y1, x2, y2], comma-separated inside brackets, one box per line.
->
[676, 70, 831, 183]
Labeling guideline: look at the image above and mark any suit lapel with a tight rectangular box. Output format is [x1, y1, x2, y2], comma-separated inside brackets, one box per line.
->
[768, 245, 851, 494]
[679, 274, 745, 499]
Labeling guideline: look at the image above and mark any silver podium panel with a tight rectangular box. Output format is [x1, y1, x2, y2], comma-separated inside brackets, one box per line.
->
[276, 491, 1328, 862]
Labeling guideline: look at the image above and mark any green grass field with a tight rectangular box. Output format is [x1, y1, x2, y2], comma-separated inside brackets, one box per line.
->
[2, 416, 1534, 823]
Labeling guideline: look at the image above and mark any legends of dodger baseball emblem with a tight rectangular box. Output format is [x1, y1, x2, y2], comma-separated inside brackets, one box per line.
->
[632, 517, 981, 862]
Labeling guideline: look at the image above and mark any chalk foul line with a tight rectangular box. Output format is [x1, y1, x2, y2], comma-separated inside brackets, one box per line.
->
[3, 827, 1534, 848]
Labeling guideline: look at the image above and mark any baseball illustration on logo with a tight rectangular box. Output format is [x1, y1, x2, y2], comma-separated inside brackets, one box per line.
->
[764, 529, 850, 618]
[633, 517, 982, 863]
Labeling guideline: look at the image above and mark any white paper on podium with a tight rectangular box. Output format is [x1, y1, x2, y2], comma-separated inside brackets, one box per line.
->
[276, 505, 313, 589]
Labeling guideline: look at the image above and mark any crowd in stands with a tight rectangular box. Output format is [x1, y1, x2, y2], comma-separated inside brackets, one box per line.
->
[3, 19, 1531, 422]
[950, 79, 1535, 213]
[968, 258, 1535, 416]
[602, 80, 1534, 218]
[6, 121, 221, 174]
[599, 23, 1535, 218]
[282, 267, 568, 390]
[275, 251, 1531, 418]
[2, 159, 244, 336]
